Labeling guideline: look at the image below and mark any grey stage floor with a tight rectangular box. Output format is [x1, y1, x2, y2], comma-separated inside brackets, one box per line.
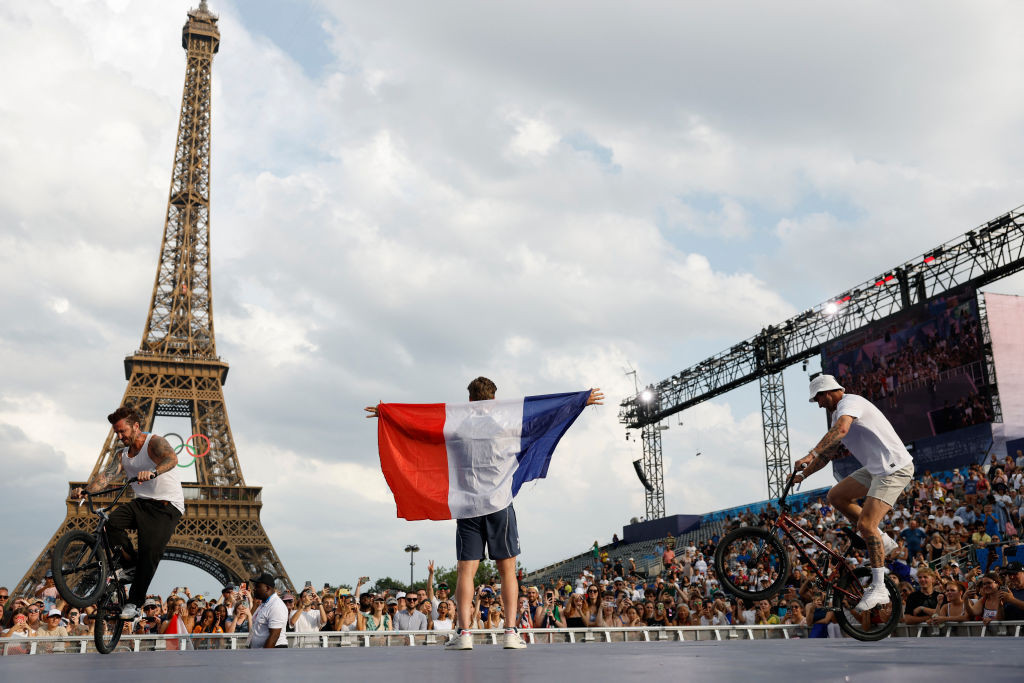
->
[4, 638, 1022, 682]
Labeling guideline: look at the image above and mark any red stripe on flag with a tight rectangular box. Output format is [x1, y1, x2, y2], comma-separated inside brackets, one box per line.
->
[377, 403, 451, 520]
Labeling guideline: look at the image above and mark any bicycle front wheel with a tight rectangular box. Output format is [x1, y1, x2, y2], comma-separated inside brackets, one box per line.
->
[714, 526, 789, 601]
[94, 588, 126, 654]
[51, 529, 107, 608]
[832, 567, 902, 641]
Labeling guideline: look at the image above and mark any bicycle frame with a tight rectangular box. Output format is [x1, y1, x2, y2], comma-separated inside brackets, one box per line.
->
[78, 478, 139, 576]
[768, 478, 864, 603]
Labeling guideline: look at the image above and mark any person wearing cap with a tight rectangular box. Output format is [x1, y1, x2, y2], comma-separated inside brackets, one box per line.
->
[221, 585, 237, 618]
[135, 598, 162, 634]
[34, 570, 59, 613]
[247, 573, 288, 648]
[361, 595, 392, 631]
[33, 608, 69, 652]
[425, 561, 452, 620]
[792, 374, 915, 613]
[998, 561, 1024, 620]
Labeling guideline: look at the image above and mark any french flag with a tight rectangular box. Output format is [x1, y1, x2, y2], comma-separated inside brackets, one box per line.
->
[376, 391, 591, 521]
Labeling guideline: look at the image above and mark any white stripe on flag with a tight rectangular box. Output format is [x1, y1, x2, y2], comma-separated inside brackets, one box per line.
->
[444, 398, 524, 519]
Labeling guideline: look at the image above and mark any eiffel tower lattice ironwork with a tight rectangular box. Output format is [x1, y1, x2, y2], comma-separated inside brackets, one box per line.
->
[15, 1, 294, 596]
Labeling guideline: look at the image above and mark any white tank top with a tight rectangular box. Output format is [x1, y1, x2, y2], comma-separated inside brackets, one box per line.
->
[120, 433, 185, 513]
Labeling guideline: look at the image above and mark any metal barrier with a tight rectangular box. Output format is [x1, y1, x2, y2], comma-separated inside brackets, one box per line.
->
[4, 622, 1023, 654]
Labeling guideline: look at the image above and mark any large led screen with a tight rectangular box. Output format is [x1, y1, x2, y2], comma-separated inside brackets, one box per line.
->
[821, 287, 993, 443]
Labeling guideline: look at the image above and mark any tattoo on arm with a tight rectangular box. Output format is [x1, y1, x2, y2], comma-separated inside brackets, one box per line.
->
[814, 424, 846, 458]
[86, 459, 124, 493]
[86, 471, 109, 494]
[148, 437, 179, 474]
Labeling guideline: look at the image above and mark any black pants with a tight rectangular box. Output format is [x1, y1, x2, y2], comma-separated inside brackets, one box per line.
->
[106, 498, 182, 606]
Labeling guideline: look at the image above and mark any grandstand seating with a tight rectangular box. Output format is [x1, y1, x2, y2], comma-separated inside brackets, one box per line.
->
[524, 487, 830, 587]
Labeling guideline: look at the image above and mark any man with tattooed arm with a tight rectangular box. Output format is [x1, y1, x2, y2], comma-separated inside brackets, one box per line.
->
[791, 375, 914, 612]
[71, 406, 184, 620]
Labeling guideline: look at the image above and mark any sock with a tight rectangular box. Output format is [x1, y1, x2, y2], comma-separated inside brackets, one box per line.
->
[871, 568, 885, 586]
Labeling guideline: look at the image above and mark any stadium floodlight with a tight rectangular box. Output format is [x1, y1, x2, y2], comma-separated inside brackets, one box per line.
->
[640, 390, 654, 403]
[823, 302, 839, 315]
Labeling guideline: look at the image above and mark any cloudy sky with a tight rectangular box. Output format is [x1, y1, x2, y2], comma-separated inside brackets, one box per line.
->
[3, 0, 1024, 593]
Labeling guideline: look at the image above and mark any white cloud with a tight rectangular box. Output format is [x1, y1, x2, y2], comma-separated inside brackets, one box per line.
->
[3, 0, 1024, 591]
[507, 115, 560, 158]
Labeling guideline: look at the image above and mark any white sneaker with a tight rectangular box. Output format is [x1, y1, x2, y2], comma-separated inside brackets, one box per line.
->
[854, 583, 890, 612]
[503, 628, 528, 650]
[114, 567, 135, 583]
[444, 630, 473, 650]
[881, 533, 897, 557]
[119, 603, 139, 620]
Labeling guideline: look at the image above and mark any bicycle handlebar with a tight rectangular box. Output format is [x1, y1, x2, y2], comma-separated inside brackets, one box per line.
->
[74, 471, 158, 506]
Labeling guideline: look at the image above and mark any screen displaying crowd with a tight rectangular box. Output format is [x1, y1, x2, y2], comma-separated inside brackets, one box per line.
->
[823, 288, 993, 442]
[3, 451, 1023, 651]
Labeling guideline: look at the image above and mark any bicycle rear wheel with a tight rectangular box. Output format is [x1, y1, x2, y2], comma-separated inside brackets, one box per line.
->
[94, 586, 126, 654]
[831, 567, 902, 641]
[714, 526, 789, 601]
[51, 529, 107, 608]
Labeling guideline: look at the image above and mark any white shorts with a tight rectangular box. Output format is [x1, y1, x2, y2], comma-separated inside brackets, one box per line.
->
[847, 463, 915, 507]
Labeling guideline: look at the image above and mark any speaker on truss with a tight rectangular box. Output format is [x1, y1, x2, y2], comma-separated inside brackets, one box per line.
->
[633, 459, 654, 491]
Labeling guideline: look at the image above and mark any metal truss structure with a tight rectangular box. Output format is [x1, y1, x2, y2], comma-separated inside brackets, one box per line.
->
[622, 205, 1024, 511]
[17, 2, 294, 596]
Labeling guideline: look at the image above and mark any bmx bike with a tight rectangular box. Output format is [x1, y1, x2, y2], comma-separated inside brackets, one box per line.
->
[51, 473, 153, 654]
[713, 476, 902, 641]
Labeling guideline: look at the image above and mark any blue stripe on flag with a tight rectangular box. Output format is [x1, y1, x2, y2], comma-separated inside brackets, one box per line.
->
[512, 391, 591, 495]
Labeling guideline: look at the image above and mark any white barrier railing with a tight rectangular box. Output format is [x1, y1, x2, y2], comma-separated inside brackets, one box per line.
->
[3, 621, 1023, 654]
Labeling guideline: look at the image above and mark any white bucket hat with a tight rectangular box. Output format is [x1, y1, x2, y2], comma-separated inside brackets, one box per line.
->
[808, 374, 844, 401]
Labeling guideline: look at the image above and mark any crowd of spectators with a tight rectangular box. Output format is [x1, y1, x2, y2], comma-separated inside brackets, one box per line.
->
[830, 299, 983, 405]
[3, 451, 1024, 652]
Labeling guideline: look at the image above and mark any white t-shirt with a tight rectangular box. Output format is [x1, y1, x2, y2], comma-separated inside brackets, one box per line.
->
[832, 394, 913, 476]
[290, 608, 322, 633]
[248, 594, 288, 649]
[700, 611, 728, 626]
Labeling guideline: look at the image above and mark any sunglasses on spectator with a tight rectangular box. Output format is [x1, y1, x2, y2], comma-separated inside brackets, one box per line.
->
[29, 608, 41, 613]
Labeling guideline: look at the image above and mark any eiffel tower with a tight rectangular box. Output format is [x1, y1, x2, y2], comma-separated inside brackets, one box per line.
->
[15, 1, 294, 596]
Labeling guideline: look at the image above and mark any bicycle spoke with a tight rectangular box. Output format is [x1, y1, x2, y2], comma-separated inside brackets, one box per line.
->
[832, 568, 901, 641]
[715, 527, 788, 600]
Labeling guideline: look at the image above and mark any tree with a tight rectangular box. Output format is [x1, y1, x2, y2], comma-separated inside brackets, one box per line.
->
[423, 560, 497, 593]
[369, 576, 407, 594]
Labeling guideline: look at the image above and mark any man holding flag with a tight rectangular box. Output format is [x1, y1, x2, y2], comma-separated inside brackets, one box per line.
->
[366, 377, 603, 650]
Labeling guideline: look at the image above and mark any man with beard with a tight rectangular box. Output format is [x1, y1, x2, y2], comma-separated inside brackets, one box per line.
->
[72, 405, 184, 620]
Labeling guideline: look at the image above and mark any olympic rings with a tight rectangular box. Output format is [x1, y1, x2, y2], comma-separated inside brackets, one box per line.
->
[175, 434, 211, 468]
[140, 432, 210, 468]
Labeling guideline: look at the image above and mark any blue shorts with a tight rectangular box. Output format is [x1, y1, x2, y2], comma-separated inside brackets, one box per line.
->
[456, 505, 520, 561]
